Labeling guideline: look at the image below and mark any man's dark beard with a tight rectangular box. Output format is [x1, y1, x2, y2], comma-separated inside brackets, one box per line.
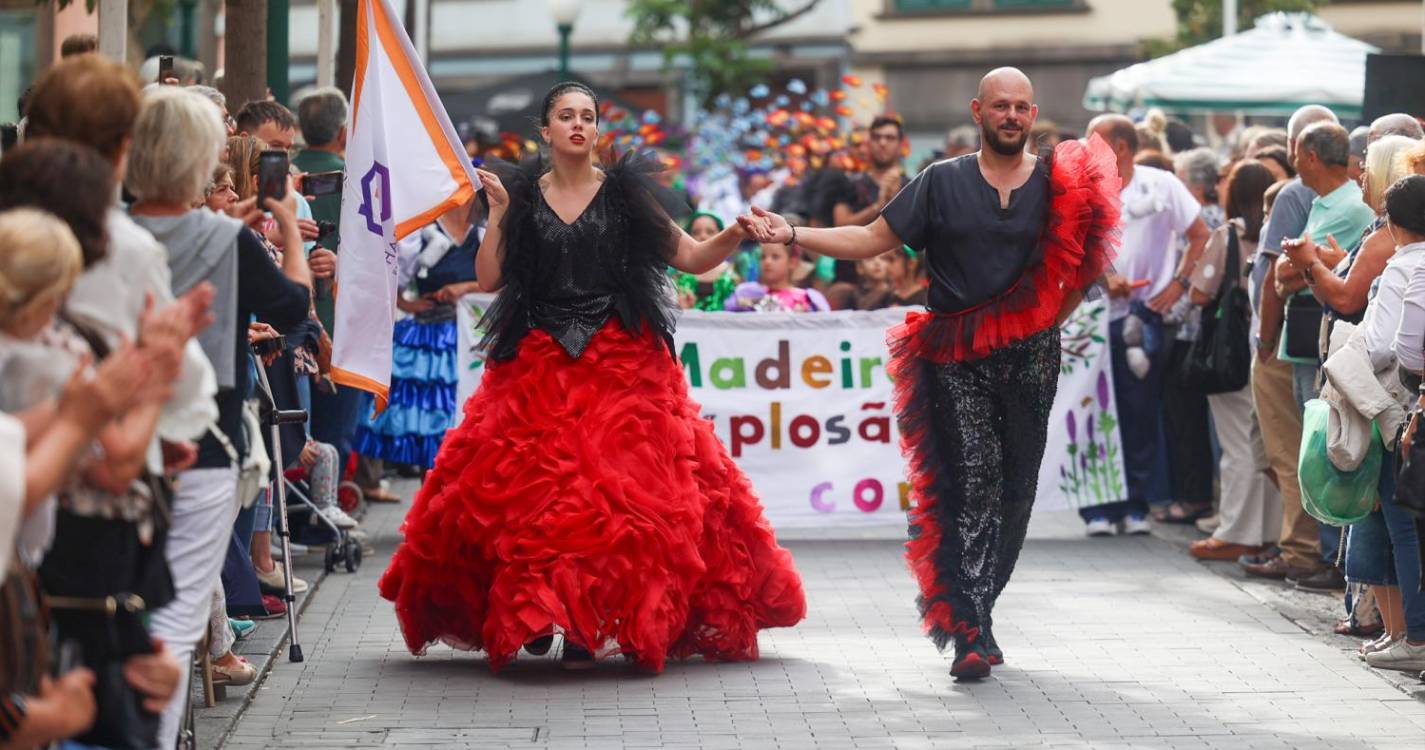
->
[980, 121, 1027, 156]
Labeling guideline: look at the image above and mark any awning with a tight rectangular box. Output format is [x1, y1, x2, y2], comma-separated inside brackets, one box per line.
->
[1084, 13, 1380, 118]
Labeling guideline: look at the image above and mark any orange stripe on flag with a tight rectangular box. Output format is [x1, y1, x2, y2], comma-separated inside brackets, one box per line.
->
[332, 366, 390, 414]
[369, 0, 475, 239]
[349, 0, 372, 132]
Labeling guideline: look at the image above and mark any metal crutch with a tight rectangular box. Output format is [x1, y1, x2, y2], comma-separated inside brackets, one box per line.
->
[251, 336, 310, 662]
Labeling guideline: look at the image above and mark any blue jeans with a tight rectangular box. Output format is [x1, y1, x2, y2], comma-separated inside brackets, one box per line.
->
[1346, 510, 1397, 586]
[311, 381, 363, 467]
[1377, 452, 1425, 640]
[1082, 312, 1174, 523]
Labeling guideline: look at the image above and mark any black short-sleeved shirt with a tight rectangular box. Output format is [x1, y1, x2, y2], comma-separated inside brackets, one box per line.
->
[881, 154, 1049, 314]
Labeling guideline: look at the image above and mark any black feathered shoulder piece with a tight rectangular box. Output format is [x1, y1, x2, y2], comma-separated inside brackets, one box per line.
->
[478, 150, 682, 362]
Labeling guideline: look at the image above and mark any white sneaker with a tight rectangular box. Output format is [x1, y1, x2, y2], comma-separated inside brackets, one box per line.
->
[319, 505, 359, 530]
[255, 561, 309, 594]
[1122, 515, 1152, 536]
[1364, 638, 1425, 672]
[1085, 518, 1115, 537]
[1359, 635, 1397, 660]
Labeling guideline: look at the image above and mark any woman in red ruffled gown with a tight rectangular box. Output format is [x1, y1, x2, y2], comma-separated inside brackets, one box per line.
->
[378, 82, 805, 673]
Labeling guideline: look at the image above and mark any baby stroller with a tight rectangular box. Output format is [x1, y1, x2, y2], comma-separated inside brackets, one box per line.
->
[281, 464, 365, 574]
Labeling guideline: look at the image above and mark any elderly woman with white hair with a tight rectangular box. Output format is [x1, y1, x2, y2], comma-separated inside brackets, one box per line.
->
[126, 86, 312, 749]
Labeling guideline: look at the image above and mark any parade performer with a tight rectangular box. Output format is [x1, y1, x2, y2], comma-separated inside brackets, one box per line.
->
[740, 68, 1119, 679]
[378, 82, 806, 673]
[353, 200, 482, 470]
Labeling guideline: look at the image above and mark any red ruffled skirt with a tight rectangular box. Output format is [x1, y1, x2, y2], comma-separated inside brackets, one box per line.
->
[378, 320, 806, 672]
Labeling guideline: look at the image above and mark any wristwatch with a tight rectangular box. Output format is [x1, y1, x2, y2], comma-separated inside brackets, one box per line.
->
[1176, 275, 1191, 290]
[1303, 261, 1317, 285]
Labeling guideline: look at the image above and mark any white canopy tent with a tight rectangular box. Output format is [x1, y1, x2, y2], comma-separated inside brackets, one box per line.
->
[1083, 13, 1380, 119]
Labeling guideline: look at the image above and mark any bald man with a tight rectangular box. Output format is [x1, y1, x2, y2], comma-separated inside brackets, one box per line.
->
[1369, 112, 1425, 144]
[737, 67, 1119, 680]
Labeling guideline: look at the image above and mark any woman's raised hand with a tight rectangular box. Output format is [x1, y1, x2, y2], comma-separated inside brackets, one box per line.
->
[476, 169, 508, 212]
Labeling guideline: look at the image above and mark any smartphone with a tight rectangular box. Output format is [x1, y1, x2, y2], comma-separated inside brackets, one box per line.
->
[158, 55, 174, 82]
[304, 170, 343, 199]
[257, 150, 289, 206]
[253, 334, 286, 358]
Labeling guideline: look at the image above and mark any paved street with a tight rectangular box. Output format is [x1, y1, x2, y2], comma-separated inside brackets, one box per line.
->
[219, 488, 1425, 750]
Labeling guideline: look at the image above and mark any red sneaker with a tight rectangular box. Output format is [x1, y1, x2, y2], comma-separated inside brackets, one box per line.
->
[260, 594, 288, 617]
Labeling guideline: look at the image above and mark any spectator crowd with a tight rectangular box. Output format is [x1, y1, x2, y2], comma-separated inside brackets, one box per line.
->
[1, 35, 1424, 750]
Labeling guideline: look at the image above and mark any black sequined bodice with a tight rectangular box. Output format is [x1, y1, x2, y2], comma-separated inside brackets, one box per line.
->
[479, 155, 680, 363]
[528, 181, 623, 358]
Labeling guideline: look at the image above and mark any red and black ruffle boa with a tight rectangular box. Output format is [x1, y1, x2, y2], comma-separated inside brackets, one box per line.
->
[893, 135, 1122, 648]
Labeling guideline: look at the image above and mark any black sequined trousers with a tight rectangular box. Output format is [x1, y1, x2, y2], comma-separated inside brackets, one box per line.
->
[904, 326, 1060, 650]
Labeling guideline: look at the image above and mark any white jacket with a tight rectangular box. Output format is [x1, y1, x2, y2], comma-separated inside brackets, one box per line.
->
[1320, 321, 1410, 470]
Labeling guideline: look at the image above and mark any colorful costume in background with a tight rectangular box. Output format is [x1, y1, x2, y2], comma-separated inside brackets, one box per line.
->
[379, 156, 806, 672]
[886, 138, 1120, 653]
[353, 222, 478, 469]
[724, 282, 830, 313]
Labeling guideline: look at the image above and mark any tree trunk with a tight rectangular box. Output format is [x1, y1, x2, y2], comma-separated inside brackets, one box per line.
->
[223, 0, 268, 109]
[335, 0, 359, 97]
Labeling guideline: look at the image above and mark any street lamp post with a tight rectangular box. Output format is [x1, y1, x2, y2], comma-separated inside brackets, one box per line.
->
[547, 0, 582, 79]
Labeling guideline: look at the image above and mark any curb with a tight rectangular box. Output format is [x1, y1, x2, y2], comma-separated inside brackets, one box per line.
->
[1149, 520, 1425, 702]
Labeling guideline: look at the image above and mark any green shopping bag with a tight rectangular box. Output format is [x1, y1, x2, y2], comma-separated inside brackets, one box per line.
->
[1298, 399, 1381, 527]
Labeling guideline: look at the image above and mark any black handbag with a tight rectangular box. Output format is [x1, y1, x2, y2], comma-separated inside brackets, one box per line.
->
[1281, 291, 1325, 364]
[1395, 389, 1425, 585]
[40, 475, 175, 750]
[1177, 228, 1252, 394]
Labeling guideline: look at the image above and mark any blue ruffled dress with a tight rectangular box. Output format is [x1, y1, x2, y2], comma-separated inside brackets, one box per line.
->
[354, 223, 478, 468]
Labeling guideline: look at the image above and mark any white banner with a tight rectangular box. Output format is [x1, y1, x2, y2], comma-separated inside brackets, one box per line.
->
[1036, 300, 1127, 512]
[456, 296, 1123, 528]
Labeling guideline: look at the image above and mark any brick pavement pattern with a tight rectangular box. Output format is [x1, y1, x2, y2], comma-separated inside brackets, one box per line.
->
[221, 494, 1425, 750]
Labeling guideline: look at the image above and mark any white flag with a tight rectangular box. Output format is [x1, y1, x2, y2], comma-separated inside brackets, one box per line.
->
[332, 0, 477, 408]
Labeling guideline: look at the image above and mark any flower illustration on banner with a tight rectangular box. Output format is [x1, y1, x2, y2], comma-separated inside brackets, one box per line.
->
[1058, 302, 1106, 375]
[464, 298, 490, 375]
[1056, 370, 1124, 508]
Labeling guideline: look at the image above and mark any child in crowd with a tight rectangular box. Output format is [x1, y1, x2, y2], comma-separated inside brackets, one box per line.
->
[676, 211, 740, 311]
[725, 242, 830, 312]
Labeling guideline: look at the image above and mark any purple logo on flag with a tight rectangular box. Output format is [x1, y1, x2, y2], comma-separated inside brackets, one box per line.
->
[358, 162, 392, 235]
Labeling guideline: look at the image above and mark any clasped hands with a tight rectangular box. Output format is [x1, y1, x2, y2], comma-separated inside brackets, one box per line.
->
[736, 206, 793, 244]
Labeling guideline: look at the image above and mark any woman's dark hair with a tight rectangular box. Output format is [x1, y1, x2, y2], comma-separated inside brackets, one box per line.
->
[1254, 146, 1295, 178]
[540, 81, 599, 127]
[1223, 159, 1275, 243]
[0, 138, 114, 267]
[1385, 174, 1425, 237]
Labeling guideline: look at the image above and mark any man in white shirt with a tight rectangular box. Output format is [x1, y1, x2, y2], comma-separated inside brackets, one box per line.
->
[1082, 114, 1209, 537]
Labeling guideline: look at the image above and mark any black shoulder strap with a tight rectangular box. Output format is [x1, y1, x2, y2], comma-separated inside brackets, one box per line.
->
[57, 312, 111, 360]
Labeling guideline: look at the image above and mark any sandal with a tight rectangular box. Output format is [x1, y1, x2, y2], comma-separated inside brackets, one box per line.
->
[1335, 619, 1385, 638]
[1151, 501, 1213, 524]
